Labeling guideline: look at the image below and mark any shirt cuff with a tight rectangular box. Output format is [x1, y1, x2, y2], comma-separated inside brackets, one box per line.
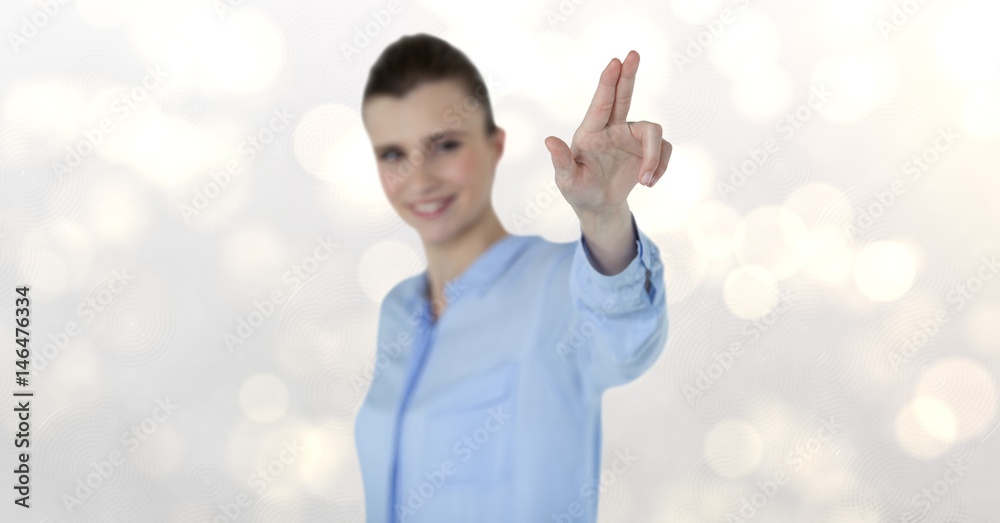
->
[573, 211, 660, 315]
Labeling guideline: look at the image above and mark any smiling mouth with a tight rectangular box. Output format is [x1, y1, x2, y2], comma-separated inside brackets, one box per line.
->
[410, 195, 455, 219]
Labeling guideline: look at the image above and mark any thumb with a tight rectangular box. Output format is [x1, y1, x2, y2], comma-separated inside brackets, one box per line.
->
[544, 136, 574, 179]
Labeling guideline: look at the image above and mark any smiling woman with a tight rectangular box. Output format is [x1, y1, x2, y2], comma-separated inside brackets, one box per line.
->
[353, 33, 672, 523]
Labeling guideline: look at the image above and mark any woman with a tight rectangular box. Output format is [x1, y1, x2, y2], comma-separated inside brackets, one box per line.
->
[354, 33, 671, 523]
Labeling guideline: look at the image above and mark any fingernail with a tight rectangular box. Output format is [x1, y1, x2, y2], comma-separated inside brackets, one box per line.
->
[641, 171, 653, 186]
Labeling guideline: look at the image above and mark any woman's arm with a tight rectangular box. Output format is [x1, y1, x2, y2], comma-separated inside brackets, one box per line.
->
[576, 202, 636, 276]
[566, 210, 668, 391]
[544, 50, 672, 390]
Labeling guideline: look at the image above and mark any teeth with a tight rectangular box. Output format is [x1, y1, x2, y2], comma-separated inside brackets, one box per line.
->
[414, 197, 449, 214]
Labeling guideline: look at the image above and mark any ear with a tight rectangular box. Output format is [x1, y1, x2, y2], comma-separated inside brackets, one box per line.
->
[490, 126, 506, 165]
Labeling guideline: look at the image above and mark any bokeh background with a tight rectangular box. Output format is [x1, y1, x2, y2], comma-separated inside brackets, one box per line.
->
[2, 0, 999, 521]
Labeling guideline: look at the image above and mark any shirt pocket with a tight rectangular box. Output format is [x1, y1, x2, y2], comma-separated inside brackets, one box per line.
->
[422, 361, 519, 488]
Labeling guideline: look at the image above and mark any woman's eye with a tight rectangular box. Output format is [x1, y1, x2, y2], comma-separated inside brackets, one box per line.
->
[381, 150, 401, 162]
[435, 140, 459, 152]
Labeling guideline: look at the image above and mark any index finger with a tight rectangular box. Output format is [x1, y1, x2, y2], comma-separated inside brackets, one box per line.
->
[609, 50, 639, 124]
[578, 57, 621, 133]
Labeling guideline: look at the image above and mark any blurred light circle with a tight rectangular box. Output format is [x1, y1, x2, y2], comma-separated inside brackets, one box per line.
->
[722, 264, 778, 320]
[915, 357, 998, 441]
[221, 226, 288, 287]
[810, 52, 897, 124]
[853, 239, 918, 302]
[239, 373, 290, 423]
[964, 303, 1000, 357]
[293, 104, 363, 181]
[77, 0, 136, 29]
[733, 206, 809, 280]
[895, 398, 953, 459]
[910, 396, 957, 442]
[731, 65, 793, 123]
[935, 0, 1000, 89]
[960, 88, 1000, 142]
[709, 12, 782, 78]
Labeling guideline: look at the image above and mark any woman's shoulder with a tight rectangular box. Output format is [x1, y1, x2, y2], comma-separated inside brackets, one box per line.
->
[516, 232, 579, 261]
[505, 233, 580, 281]
[379, 271, 425, 315]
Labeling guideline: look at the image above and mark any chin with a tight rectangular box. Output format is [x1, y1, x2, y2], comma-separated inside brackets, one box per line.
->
[415, 223, 462, 246]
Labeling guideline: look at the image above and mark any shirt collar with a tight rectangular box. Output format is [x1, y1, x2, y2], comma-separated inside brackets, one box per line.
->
[404, 233, 534, 319]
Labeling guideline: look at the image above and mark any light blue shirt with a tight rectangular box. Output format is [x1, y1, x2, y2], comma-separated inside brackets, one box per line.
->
[354, 212, 668, 523]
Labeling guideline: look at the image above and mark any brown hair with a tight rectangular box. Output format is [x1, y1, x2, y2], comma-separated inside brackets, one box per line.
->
[362, 33, 498, 136]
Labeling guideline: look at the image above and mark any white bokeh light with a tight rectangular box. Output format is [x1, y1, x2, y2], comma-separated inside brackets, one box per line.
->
[964, 303, 1000, 357]
[911, 396, 958, 442]
[239, 373, 291, 424]
[785, 183, 856, 286]
[895, 397, 954, 459]
[731, 64, 794, 123]
[853, 239, 919, 302]
[86, 177, 148, 242]
[77, 0, 136, 29]
[127, 2, 285, 94]
[723, 264, 779, 320]
[709, 11, 782, 78]
[915, 357, 998, 441]
[3, 78, 85, 138]
[960, 87, 1000, 142]
[221, 226, 289, 288]
[935, 0, 1000, 89]
[631, 142, 712, 234]
[294, 103, 388, 212]
[733, 206, 810, 280]
[811, 51, 899, 124]
[670, 0, 723, 24]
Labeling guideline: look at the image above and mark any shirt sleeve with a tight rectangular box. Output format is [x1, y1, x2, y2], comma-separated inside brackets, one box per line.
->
[566, 211, 669, 391]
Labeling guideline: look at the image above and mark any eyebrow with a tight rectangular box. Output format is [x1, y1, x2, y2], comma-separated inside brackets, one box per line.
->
[373, 130, 468, 156]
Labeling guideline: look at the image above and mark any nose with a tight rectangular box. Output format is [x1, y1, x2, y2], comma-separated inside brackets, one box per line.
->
[402, 149, 438, 191]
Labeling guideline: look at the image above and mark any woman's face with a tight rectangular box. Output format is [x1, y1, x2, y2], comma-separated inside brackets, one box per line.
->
[363, 80, 505, 246]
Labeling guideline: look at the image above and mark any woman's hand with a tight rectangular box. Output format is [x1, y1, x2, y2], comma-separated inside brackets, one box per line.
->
[544, 50, 671, 275]
[544, 50, 672, 219]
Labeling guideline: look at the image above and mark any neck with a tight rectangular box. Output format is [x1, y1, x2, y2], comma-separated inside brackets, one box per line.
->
[422, 208, 508, 319]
